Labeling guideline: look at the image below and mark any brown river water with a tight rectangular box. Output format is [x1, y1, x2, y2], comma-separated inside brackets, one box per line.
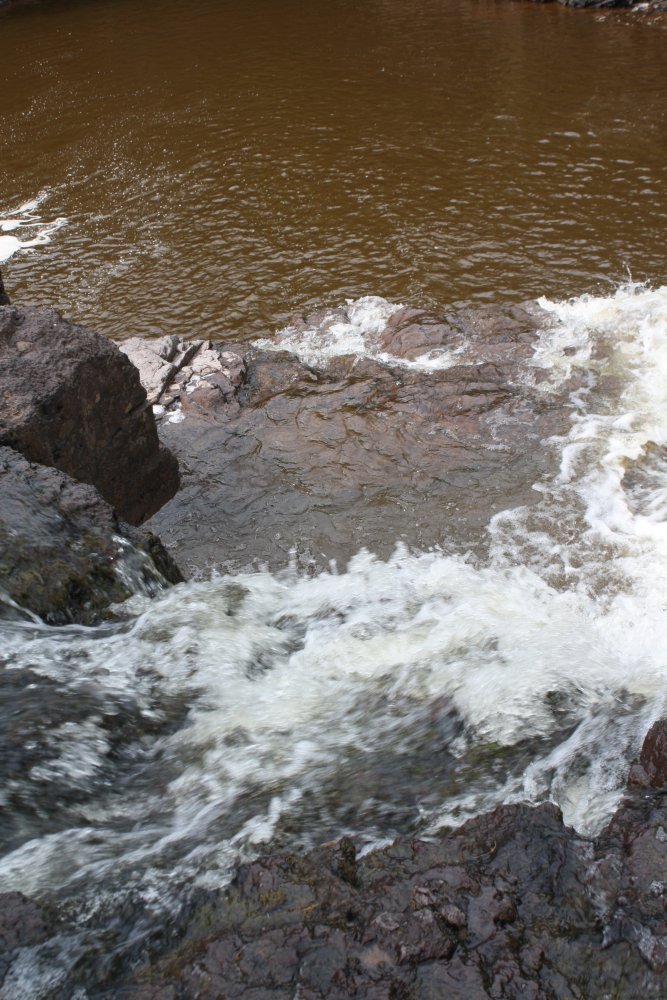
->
[1, 0, 667, 341]
[2, 3, 667, 996]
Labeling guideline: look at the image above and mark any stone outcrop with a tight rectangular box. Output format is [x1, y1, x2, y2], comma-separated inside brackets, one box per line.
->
[0, 446, 182, 624]
[137, 302, 578, 576]
[117, 792, 667, 998]
[119, 334, 246, 415]
[0, 305, 179, 525]
[5, 722, 666, 998]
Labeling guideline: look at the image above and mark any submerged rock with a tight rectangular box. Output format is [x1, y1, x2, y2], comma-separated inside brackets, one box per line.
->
[0, 305, 179, 525]
[0, 447, 182, 624]
[142, 301, 577, 575]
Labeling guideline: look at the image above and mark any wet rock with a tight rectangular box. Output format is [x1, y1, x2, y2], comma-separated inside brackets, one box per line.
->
[520, 0, 665, 8]
[0, 305, 179, 524]
[146, 302, 577, 576]
[5, 722, 667, 997]
[0, 893, 52, 981]
[109, 793, 667, 999]
[376, 300, 545, 363]
[0, 446, 182, 624]
[628, 719, 667, 789]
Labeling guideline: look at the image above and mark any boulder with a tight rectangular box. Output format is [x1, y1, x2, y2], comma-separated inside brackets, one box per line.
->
[0, 446, 182, 624]
[0, 305, 179, 525]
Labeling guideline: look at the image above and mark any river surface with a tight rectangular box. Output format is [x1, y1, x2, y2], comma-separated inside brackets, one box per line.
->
[2, 1, 667, 997]
[1, 0, 667, 339]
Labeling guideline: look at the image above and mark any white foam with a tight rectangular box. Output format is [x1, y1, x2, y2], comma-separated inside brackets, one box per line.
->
[0, 195, 67, 264]
[2, 282, 667, 904]
[254, 295, 462, 370]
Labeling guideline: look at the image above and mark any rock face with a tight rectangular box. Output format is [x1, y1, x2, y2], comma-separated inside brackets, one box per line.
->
[0, 305, 179, 525]
[113, 792, 667, 998]
[628, 719, 667, 789]
[0, 447, 182, 624]
[8, 720, 665, 998]
[141, 302, 577, 575]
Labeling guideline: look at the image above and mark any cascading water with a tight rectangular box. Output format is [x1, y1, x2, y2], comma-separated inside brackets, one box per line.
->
[2, 282, 667, 997]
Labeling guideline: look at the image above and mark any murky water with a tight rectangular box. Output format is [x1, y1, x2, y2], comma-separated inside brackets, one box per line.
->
[2, 0, 667, 994]
[1, 0, 667, 340]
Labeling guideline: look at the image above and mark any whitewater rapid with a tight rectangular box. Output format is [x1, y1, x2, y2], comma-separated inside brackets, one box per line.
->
[1, 283, 667, 943]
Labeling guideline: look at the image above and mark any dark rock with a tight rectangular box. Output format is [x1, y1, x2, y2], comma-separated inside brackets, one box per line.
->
[147, 301, 579, 575]
[0, 893, 52, 980]
[5, 722, 667, 997]
[628, 719, 667, 789]
[0, 446, 182, 624]
[109, 793, 667, 998]
[521, 0, 666, 8]
[0, 269, 9, 306]
[0, 305, 179, 525]
[337, 836, 359, 888]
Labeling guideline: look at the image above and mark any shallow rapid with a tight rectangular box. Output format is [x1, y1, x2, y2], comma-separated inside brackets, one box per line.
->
[2, 288, 667, 981]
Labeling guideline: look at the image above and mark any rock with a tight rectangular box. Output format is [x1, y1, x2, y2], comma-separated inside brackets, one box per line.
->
[0, 269, 9, 306]
[108, 792, 667, 998]
[119, 336, 246, 417]
[0, 305, 179, 525]
[628, 719, 667, 789]
[0, 893, 52, 982]
[145, 302, 578, 576]
[0, 446, 182, 624]
[118, 335, 204, 406]
[5, 723, 667, 997]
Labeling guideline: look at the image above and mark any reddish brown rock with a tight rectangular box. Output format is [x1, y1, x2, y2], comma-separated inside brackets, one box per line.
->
[0, 305, 179, 524]
[93, 796, 667, 998]
[148, 302, 576, 576]
[639, 720, 667, 787]
[628, 719, 667, 789]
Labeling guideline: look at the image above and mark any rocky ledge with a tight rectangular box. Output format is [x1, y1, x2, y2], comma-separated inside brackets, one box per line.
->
[2, 720, 666, 998]
[121, 300, 579, 576]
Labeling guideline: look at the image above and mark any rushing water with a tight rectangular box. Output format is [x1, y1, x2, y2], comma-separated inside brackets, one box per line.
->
[2, 0, 667, 994]
[3, 282, 667, 995]
[1, 0, 667, 339]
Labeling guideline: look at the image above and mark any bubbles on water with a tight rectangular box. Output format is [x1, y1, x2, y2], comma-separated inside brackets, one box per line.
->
[254, 295, 463, 370]
[0, 194, 67, 264]
[2, 282, 667, 954]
